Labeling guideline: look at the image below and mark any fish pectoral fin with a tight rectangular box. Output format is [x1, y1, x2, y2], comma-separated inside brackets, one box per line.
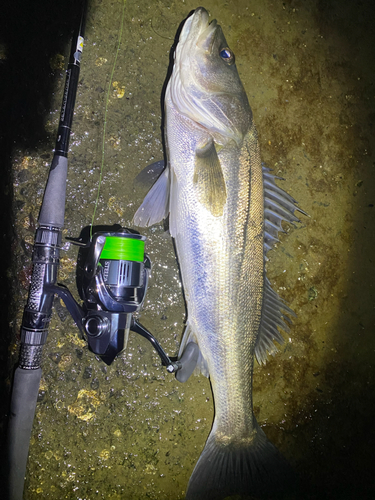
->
[193, 138, 227, 217]
[168, 168, 179, 238]
[133, 166, 170, 227]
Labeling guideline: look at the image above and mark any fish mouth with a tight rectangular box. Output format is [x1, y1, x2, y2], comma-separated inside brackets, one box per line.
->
[180, 7, 218, 54]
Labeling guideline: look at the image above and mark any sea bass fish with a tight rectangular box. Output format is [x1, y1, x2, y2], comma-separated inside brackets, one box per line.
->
[134, 7, 303, 499]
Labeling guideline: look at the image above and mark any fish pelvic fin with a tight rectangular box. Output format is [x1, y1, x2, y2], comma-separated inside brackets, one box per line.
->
[133, 166, 170, 227]
[186, 419, 296, 500]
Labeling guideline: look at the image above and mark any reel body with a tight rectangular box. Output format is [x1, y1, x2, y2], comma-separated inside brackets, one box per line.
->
[79, 230, 150, 364]
[50, 227, 197, 376]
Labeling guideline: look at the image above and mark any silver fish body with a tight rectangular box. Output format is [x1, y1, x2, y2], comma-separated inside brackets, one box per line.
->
[134, 7, 303, 499]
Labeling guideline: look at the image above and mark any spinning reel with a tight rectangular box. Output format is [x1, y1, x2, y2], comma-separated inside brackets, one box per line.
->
[49, 227, 198, 379]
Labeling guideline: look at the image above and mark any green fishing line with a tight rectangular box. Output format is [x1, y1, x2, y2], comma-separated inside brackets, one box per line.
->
[100, 235, 145, 262]
[90, 0, 127, 240]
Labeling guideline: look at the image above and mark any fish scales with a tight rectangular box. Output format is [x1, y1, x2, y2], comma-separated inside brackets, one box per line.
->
[171, 127, 263, 435]
[134, 7, 304, 499]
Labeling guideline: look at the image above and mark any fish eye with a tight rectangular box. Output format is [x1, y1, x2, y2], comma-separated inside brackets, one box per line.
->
[219, 47, 235, 64]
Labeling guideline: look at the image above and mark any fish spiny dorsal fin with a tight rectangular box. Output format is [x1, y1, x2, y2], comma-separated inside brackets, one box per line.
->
[193, 137, 227, 217]
[263, 166, 307, 260]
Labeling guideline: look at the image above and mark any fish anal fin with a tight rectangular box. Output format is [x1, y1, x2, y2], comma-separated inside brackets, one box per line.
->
[193, 138, 227, 217]
[178, 323, 209, 378]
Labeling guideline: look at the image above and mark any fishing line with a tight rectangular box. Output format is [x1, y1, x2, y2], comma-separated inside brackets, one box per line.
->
[90, 0, 126, 239]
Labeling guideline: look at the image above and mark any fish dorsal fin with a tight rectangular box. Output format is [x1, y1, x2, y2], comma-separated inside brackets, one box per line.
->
[193, 138, 227, 217]
[256, 168, 307, 363]
[255, 278, 296, 364]
[263, 166, 307, 259]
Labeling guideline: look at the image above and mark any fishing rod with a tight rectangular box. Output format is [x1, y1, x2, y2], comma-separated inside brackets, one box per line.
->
[7, 3, 88, 499]
[7, 2, 197, 499]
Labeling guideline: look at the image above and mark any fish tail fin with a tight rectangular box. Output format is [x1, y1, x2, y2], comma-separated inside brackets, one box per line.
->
[186, 419, 295, 500]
